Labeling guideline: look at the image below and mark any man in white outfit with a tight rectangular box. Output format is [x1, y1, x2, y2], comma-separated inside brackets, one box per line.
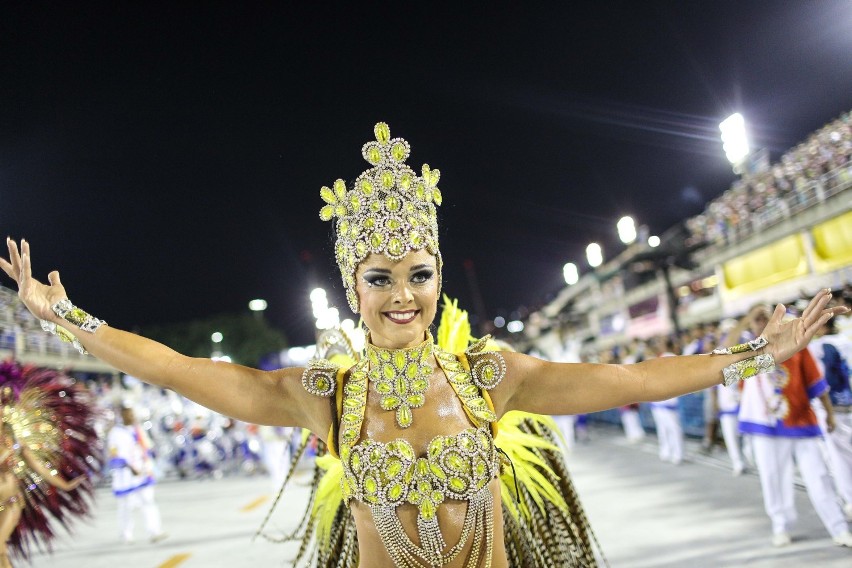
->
[738, 304, 852, 548]
[107, 406, 167, 544]
[808, 318, 852, 519]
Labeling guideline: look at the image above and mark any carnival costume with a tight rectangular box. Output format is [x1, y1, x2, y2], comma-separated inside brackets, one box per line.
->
[256, 123, 604, 567]
[0, 361, 102, 560]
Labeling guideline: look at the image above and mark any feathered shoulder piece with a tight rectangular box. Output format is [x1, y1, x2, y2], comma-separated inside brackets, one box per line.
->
[0, 360, 103, 561]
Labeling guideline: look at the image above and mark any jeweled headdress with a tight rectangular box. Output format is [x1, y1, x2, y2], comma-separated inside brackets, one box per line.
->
[319, 122, 443, 312]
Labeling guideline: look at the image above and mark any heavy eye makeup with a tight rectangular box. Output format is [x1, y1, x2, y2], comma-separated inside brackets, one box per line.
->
[361, 267, 435, 288]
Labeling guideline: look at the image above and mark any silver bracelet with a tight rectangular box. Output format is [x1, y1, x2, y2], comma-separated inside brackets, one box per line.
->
[51, 299, 107, 334]
[721, 353, 775, 387]
[712, 335, 767, 355]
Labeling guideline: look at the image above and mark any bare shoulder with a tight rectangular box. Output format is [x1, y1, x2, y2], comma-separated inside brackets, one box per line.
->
[483, 350, 547, 416]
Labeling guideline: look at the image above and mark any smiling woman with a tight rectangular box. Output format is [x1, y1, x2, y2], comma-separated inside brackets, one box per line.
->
[0, 123, 847, 567]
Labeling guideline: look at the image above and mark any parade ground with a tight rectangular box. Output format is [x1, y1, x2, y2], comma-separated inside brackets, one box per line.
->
[29, 424, 851, 568]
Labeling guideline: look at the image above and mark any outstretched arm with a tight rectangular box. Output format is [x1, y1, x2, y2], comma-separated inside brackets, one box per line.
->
[0, 239, 329, 432]
[20, 447, 86, 491]
[492, 290, 847, 417]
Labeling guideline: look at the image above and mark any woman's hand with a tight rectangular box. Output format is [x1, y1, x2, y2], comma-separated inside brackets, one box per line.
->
[0, 238, 68, 322]
[762, 289, 849, 364]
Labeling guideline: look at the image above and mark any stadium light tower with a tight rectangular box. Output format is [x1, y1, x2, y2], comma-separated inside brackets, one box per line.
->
[720, 113, 749, 174]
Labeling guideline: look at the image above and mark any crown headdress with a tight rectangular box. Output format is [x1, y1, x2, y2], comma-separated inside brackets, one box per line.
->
[319, 122, 443, 312]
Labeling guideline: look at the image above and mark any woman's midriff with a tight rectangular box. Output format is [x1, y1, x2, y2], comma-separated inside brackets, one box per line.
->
[351, 477, 508, 568]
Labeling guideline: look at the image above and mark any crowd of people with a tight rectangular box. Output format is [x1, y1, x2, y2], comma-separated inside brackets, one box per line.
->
[686, 111, 851, 246]
[543, 285, 852, 547]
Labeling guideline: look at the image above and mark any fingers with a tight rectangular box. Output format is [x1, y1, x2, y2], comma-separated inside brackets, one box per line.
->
[7, 237, 22, 273]
[20, 239, 32, 286]
[766, 303, 786, 330]
[801, 288, 830, 322]
[0, 256, 14, 281]
[800, 310, 834, 344]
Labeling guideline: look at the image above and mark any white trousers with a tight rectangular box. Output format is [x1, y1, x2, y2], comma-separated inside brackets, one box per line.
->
[814, 405, 852, 506]
[552, 415, 576, 454]
[719, 413, 744, 472]
[750, 435, 848, 537]
[263, 439, 291, 490]
[651, 407, 683, 464]
[620, 409, 646, 442]
[116, 485, 163, 541]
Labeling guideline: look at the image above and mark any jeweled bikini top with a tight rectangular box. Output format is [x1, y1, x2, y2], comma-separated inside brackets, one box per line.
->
[302, 336, 508, 567]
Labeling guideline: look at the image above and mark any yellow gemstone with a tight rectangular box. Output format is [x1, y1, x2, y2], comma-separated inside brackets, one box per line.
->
[368, 147, 381, 164]
[381, 170, 394, 188]
[432, 187, 442, 205]
[460, 383, 478, 396]
[393, 350, 406, 369]
[459, 436, 474, 451]
[343, 397, 360, 409]
[315, 377, 329, 391]
[370, 232, 383, 249]
[408, 491, 422, 505]
[449, 477, 467, 492]
[397, 406, 413, 427]
[386, 459, 402, 478]
[388, 483, 403, 501]
[364, 217, 375, 230]
[351, 453, 361, 472]
[391, 142, 406, 161]
[387, 217, 401, 230]
[399, 172, 412, 190]
[446, 452, 468, 472]
[405, 362, 418, 379]
[411, 379, 428, 392]
[430, 463, 446, 479]
[386, 196, 400, 211]
[394, 377, 408, 395]
[349, 195, 361, 211]
[431, 490, 444, 504]
[387, 238, 403, 257]
[410, 231, 422, 247]
[370, 448, 382, 463]
[375, 122, 390, 143]
[334, 179, 347, 198]
[415, 184, 425, 200]
[420, 499, 436, 520]
[383, 364, 395, 381]
[407, 394, 425, 406]
[320, 185, 336, 204]
[428, 438, 443, 456]
[381, 395, 401, 410]
[334, 205, 346, 217]
[319, 205, 335, 221]
[416, 461, 429, 478]
[342, 412, 361, 424]
[376, 380, 392, 394]
[397, 443, 414, 460]
[364, 476, 378, 493]
[360, 179, 374, 195]
[355, 241, 367, 256]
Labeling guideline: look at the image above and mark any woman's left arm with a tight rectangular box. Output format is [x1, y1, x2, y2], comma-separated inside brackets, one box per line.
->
[21, 448, 85, 491]
[493, 289, 847, 417]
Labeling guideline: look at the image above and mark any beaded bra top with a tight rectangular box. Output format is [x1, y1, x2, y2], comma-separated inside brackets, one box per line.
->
[302, 336, 508, 567]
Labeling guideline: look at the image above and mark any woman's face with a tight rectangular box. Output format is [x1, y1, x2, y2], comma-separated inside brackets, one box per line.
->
[355, 249, 439, 349]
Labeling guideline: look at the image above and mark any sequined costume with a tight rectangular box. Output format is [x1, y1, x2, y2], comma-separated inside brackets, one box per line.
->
[258, 298, 604, 567]
[0, 361, 102, 561]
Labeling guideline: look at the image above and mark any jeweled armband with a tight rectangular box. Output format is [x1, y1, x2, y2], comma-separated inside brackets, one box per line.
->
[51, 299, 107, 334]
[721, 354, 775, 387]
[712, 335, 767, 355]
[40, 319, 88, 355]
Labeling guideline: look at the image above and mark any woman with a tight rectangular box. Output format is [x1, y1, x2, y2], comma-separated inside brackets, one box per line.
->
[0, 122, 846, 567]
[0, 363, 99, 567]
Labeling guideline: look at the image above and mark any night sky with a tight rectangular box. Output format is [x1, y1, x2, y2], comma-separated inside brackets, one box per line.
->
[2, 2, 851, 346]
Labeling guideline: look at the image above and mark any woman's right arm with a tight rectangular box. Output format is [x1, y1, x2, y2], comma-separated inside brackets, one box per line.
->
[1, 238, 331, 433]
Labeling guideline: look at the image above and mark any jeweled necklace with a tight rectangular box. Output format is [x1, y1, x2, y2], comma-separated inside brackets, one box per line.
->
[365, 333, 433, 428]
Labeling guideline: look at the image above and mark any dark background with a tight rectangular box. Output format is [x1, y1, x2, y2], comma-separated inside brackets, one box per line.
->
[2, 2, 850, 345]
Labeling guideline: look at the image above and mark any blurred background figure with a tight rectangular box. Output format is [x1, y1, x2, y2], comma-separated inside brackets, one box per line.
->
[649, 337, 684, 464]
[259, 425, 294, 490]
[107, 406, 167, 545]
[737, 304, 852, 548]
[808, 316, 852, 519]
